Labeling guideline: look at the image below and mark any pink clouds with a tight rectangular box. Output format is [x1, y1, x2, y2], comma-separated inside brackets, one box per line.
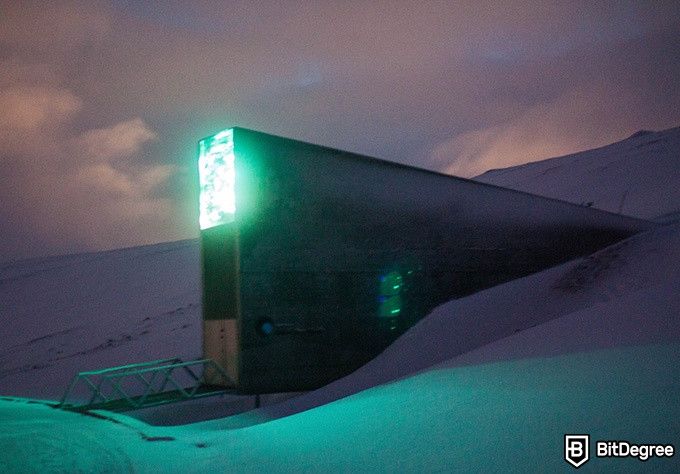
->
[0, 0, 679, 260]
[0, 78, 174, 259]
[0, 86, 82, 155]
[76, 118, 157, 162]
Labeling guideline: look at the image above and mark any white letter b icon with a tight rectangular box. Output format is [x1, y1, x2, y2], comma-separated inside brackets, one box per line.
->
[565, 435, 590, 468]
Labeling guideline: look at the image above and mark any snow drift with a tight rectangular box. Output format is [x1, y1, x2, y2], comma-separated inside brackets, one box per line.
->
[1, 221, 679, 472]
[1, 127, 679, 471]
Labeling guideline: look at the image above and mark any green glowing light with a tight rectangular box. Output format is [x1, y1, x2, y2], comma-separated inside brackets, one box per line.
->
[198, 128, 236, 229]
[379, 271, 403, 319]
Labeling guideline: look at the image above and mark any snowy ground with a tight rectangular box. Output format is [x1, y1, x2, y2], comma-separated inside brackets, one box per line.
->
[0, 239, 303, 424]
[2, 220, 679, 472]
[2, 342, 679, 473]
[0, 240, 203, 400]
[214, 221, 680, 425]
[1, 128, 679, 471]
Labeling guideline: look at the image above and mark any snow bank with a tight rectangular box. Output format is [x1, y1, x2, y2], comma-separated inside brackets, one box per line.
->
[1, 127, 679, 471]
[1, 207, 679, 473]
[3, 342, 679, 472]
[210, 222, 680, 425]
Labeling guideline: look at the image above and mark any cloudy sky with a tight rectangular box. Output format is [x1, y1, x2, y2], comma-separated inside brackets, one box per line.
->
[1, 1, 679, 262]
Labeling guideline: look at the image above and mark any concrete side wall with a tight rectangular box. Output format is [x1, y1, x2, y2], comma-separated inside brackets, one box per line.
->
[210, 128, 651, 393]
[203, 319, 239, 385]
[201, 224, 239, 321]
[201, 223, 240, 385]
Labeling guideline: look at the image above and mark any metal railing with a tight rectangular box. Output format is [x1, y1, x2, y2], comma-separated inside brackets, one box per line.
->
[58, 358, 234, 412]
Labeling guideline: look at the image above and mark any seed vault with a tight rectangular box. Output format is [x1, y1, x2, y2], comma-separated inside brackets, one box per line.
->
[198, 127, 651, 393]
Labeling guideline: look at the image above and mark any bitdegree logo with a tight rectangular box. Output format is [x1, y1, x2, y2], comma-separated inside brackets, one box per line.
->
[565, 435, 590, 468]
[565, 434, 676, 468]
[597, 440, 675, 461]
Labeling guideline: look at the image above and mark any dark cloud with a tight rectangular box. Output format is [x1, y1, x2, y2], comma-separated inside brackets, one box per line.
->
[1, 0, 679, 261]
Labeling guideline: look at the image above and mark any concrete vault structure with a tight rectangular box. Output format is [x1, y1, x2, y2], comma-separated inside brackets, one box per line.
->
[198, 127, 652, 393]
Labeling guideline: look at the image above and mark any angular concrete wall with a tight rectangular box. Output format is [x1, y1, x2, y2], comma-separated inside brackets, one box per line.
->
[201, 127, 653, 393]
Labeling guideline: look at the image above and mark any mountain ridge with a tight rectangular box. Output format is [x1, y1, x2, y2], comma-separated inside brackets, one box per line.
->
[475, 125, 680, 220]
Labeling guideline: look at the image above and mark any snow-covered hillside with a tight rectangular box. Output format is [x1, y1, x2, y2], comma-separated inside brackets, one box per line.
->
[1, 129, 680, 471]
[0, 240, 203, 399]
[217, 221, 680, 424]
[475, 126, 680, 222]
[2, 221, 679, 472]
[2, 343, 679, 473]
[0, 240, 296, 420]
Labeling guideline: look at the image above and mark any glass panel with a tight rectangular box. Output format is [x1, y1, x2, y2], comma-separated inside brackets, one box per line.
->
[198, 128, 235, 229]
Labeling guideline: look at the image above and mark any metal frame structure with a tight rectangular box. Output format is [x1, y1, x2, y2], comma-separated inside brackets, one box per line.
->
[58, 358, 234, 412]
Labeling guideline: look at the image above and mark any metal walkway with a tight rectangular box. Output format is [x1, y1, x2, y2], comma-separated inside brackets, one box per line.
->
[58, 358, 235, 412]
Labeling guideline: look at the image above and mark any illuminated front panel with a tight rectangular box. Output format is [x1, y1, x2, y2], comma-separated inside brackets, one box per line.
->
[198, 128, 236, 229]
